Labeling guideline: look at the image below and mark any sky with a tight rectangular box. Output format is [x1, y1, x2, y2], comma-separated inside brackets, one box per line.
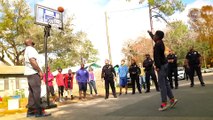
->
[29, 0, 213, 66]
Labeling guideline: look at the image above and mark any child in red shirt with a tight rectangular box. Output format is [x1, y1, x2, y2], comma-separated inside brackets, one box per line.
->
[56, 68, 64, 102]
[64, 69, 74, 100]
[43, 67, 55, 102]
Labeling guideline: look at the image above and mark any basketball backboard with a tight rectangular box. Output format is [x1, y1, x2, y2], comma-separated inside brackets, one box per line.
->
[35, 4, 63, 29]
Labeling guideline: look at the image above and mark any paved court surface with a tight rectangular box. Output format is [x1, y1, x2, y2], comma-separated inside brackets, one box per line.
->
[1, 74, 213, 120]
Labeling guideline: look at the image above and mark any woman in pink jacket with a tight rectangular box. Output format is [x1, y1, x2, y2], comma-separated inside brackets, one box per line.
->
[43, 67, 55, 98]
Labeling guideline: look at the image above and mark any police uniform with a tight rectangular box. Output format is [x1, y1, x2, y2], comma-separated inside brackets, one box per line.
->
[143, 57, 159, 93]
[129, 63, 142, 94]
[185, 50, 205, 87]
[167, 53, 178, 89]
[101, 64, 117, 99]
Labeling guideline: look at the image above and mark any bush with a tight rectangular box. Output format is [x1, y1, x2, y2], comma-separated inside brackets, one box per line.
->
[0, 96, 11, 109]
[19, 98, 28, 108]
[15, 89, 25, 98]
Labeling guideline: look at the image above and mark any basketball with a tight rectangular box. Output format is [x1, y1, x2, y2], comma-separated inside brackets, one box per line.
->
[58, 6, 64, 12]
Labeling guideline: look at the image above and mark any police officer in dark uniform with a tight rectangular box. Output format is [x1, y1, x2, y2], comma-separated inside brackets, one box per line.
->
[185, 46, 205, 87]
[167, 50, 178, 89]
[129, 59, 142, 94]
[143, 54, 159, 93]
[101, 59, 117, 99]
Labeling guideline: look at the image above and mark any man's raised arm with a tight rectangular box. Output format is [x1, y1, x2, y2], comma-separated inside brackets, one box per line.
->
[147, 30, 154, 40]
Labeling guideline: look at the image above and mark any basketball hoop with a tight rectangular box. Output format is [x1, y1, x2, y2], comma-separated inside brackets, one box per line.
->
[34, 4, 64, 107]
[35, 4, 64, 29]
[47, 17, 63, 30]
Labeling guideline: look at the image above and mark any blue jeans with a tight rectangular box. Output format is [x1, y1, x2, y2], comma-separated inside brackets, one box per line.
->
[88, 80, 97, 94]
[157, 64, 174, 103]
[140, 76, 145, 84]
[140, 76, 146, 89]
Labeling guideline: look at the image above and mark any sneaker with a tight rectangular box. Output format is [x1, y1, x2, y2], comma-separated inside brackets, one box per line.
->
[26, 109, 35, 117]
[95, 94, 98, 96]
[35, 113, 51, 117]
[170, 98, 178, 108]
[201, 83, 205, 87]
[119, 93, 122, 96]
[35, 109, 51, 118]
[145, 91, 150, 93]
[59, 98, 63, 102]
[158, 103, 169, 111]
[71, 95, 74, 100]
[90, 94, 93, 97]
[26, 113, 35, 117]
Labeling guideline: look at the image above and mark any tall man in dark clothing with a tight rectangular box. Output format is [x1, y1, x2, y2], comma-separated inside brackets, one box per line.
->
[143, 54, 159, 93]
[185, 46, 205, 87]
[129, 59, 142, 94]
[167, 50, 178, 89]
[148, 30, 177, 111]
[101, 59, 117, 99]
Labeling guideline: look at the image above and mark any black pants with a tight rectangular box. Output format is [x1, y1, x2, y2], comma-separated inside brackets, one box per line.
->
[48, 86, 55, 96]
[104, 78, 116, 98]
[130, 75, 141, 94]
[27, 74, 42, 114]
[189, 66, 205, 85]
[168, 67, 178, 88]
[58, 86, 64, 97]
[185, 67, 190, 80]
[145, 70, 159, 91]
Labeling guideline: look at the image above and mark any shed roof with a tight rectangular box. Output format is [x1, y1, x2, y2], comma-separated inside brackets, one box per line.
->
[0, 66, 24, 75]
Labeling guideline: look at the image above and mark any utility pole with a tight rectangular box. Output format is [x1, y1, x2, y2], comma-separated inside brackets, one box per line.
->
[105, 11, 112, 64]
[148, 4, 154, 33]
[44, 25, 51, 107]
[148, 4, 154, 56]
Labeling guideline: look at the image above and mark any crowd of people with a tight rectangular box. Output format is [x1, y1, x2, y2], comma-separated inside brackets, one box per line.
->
[43, 64, 98, 102]
[23, 30, 206, 117]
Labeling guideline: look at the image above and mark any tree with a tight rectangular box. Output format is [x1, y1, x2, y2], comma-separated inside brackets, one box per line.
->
[164, 21, 211, 67]
[31, 14, 98, 71]
[0, 0, 33, 65]
[127, 0, 185, 31]
[164, 21, 189, 65]
[188, 5, 213, 66]
[122, 37, 153, 65]
[0, 0, 98, 68]
[49, 31, 98, 70]
[45, 19, 98, 70]
[147, 0, 185, 15]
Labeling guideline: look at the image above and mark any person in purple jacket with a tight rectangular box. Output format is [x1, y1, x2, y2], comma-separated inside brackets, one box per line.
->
[76, 64, 89, 100]
[88, 67, 98, 96]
